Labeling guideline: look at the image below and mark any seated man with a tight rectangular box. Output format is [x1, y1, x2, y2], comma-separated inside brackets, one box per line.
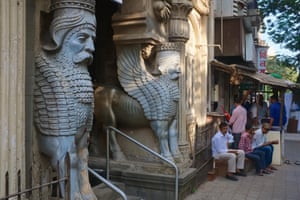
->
[239, 124, 270, 176]
[212, 122, 246, 181]
[252, 123, 278, 171]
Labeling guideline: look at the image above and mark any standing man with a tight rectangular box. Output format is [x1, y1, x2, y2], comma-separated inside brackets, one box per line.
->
[34, 0, 97, 199]
[252, 123, 278, 171]
[229, 96, 248, 149]
[269, 95, 287, 129]
[212, 122, 246, 181]
[249, 94, 268, 126]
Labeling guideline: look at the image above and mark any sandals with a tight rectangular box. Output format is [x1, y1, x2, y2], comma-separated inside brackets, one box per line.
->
[284, 160, 291, 165]
[284, 160, 300, 165]
[226, 175, 238, 181]
[295, 161, 300, 165]
[269, 166, 278, 170]
[257, 170, 264, 176]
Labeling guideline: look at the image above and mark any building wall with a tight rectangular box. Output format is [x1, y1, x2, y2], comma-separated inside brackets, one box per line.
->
[0, 0, 212, 198]
[0, 0, 26, 197]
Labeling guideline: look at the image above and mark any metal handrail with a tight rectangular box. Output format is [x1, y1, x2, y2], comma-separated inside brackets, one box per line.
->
[1, 154, 71, 200]
[106, 126, 179, 200]
[88, 168, 127, 200]
[0, 177, 68, 200]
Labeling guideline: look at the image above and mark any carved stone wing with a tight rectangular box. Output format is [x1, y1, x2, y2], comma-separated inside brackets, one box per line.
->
[117, 44, 172, 120]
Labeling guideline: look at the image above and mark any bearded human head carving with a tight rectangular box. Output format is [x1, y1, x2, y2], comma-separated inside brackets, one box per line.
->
[34, 0, 98, 199]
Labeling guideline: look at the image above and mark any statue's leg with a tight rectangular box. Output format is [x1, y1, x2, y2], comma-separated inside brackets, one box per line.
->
[150, 121, 173, 161]
[76, 129, 97, 200]
[94, 87, 126, 161]
[169, 119, 183, 163]
[104, 114, 126, 161]
[38, 135, 81, 199]
[109, 128, 126, 161]
[88, 123, 101, 156]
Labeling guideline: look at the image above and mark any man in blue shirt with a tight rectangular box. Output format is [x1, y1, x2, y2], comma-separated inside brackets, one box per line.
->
[269, 95, 287, 128]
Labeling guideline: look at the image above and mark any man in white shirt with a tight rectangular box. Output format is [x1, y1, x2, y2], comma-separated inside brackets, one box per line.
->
[252, 123, 278, 170]
[212, 122, 246, 181]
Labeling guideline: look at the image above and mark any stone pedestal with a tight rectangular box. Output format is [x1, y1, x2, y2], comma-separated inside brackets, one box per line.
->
[89, 157, 198, 200]
[267, 130, 283, 165]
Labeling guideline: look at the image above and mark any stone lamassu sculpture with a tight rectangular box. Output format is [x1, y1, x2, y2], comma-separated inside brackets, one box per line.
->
[93, 43, 183, 163]
[34, 0, 97, 199]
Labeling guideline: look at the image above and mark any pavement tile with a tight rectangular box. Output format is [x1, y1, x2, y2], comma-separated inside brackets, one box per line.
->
[184, 136, 300, 200]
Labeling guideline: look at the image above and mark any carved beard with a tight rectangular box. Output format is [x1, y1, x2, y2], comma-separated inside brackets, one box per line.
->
[73, 51, 93, 65]
[55, 49, 90, 70]
[52, 50, 94, 104]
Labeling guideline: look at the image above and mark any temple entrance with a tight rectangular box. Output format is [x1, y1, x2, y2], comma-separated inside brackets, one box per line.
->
[90, 0, 120, 86]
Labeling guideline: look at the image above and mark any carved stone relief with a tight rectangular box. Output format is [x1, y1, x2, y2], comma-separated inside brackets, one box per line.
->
[192, 0, 210, 15]
[93, 43, 184, 163]
[34, 0, 97, 199]
[112, 0, 170, 44]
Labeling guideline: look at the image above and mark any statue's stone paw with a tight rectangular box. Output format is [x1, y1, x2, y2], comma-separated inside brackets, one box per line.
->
[163, 154, 175, 163]
[172, 153, 184, 163]
[89, 144, 101, 156]
[112, 151, 126, 161]
[174, 155, 184, 163]
[82, 193, 97, 200]
[74, 192, 83, 200]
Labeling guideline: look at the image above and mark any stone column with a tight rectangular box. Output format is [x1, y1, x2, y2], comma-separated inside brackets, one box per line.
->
[168, 0, 193, 160]
[0, 0, 26, 197]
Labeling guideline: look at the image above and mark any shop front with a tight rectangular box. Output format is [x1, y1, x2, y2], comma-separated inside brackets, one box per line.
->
[238, 71, 300, 165]
[210, 59, 300, 166]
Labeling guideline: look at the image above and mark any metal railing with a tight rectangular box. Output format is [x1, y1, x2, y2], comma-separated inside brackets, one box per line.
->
[88, 168, 127, 200]
[106, 126, 179, 200]
[0, 154, 70, 200]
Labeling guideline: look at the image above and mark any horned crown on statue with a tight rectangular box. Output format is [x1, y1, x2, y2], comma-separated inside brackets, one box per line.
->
[50, 0, 96, 13]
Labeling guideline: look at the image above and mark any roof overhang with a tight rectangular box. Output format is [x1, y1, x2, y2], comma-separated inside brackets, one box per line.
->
[211, 59, 256, 85]
[211, 59, 300, 89]
[211, 59, 256, 73]
[239, 71, 291, 88]
[211, 59, 234, 73]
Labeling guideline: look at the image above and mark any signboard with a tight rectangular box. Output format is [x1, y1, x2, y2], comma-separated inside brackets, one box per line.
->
[240, 82, 257, 91]
[257, 46, 268, 73]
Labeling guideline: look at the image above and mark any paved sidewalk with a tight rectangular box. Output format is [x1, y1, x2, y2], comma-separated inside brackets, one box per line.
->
[185, 134, 300, 200]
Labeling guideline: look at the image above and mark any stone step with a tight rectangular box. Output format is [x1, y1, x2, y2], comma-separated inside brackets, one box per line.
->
[93, 182, 142, 200]
[115, 195, 144, 200]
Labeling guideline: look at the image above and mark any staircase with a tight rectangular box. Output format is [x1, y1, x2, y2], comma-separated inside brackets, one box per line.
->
[93, 183, 142, 200]
[89, 168, 143, 200]
[89, 126, 179, 200]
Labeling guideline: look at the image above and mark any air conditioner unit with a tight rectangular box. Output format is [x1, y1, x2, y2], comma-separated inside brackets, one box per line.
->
[215, 18, 245, 57]
[215, 0, 247, 17]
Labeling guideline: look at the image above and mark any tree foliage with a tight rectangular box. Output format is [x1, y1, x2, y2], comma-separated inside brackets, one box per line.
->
[266, 56, 298, 83]
[258, 0, 300, 66]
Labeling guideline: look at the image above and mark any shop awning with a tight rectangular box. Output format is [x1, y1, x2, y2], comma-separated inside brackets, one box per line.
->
[211, 59, 300, 89]
[211, 59, 234, 73]
[211, 59, 256, 73]
[239, 71, 300, 89]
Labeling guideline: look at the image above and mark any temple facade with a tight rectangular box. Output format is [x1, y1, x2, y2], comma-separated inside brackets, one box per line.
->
[2, 0, 264, 199]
